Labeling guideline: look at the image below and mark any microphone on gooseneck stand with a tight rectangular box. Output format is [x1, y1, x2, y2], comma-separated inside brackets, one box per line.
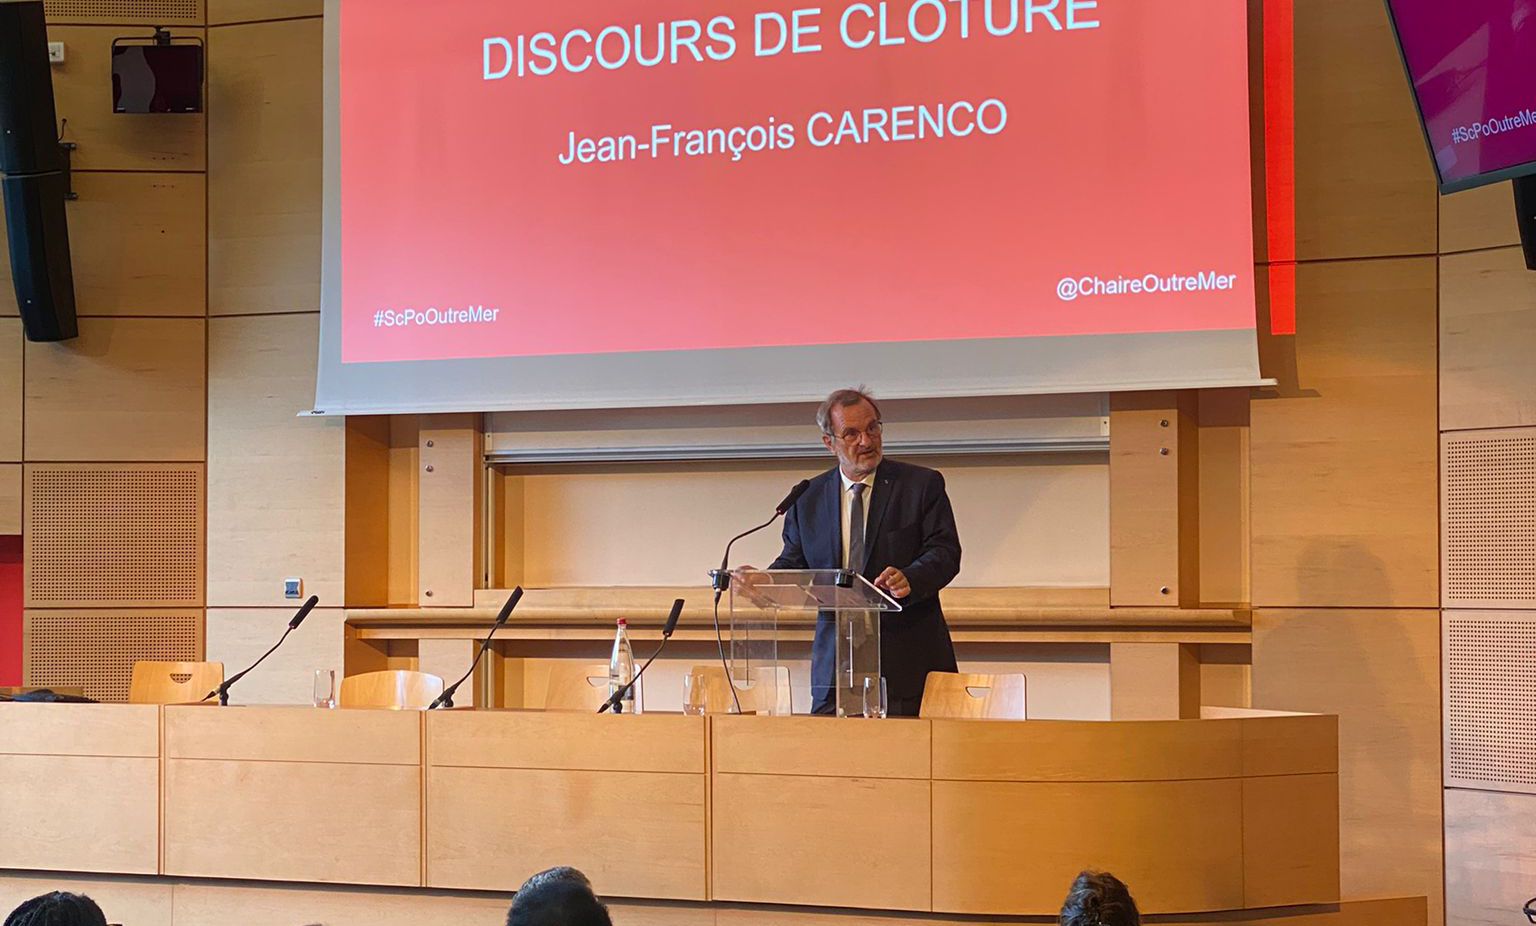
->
[428, 586, 523, 710]
[202, 595, 319, 706]
[710, 478, 811, 605]
[598, 598, 684, 714]
[704, 478, 811, 715]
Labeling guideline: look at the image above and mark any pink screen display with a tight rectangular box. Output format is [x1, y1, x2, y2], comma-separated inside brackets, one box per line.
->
[1386, 0, 1536, 189]
[338, 0, 1256, 363]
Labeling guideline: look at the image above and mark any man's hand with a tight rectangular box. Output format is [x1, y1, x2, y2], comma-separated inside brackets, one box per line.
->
[874, 567, 911, 599]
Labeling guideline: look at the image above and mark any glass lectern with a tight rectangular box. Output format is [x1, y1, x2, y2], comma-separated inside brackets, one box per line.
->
[723, 568, 901, 717]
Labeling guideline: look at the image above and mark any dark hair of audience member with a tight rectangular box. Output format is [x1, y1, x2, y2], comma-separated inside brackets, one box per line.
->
[506, 867, 612, 926]
[1059, 870, 1141, 926]
[3, 892, 109, 926]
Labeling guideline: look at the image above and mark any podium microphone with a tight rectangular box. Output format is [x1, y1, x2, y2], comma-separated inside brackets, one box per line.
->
[203, 595, 318, 706]
[428, 586, 523, 710]
[598, 598, 684, 714]
[704, 478, 809, 714]
[710, 478, 810, 605]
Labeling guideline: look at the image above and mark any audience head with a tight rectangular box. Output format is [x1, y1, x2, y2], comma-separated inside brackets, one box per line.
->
[1059, 870, 1141, 926]
[506, 867, 611, 926]
[3, 892, 109, 926]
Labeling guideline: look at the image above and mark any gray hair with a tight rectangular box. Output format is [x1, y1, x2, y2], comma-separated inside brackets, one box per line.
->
[816, 386, 881, 436]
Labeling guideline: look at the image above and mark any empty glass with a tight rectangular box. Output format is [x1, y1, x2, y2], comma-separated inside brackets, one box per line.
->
[681, 674, 706, 715]
[313, 668, 336, 708]
[862, 676, 887, 719]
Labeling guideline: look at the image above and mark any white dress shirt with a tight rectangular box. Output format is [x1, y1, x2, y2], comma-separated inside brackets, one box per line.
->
[839, 469, 876, 570]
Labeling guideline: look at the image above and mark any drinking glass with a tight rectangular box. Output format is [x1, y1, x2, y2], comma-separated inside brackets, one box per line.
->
[681, 674, 706, 715]
[862, 676, 888, 719]
[313, 668, 336, 708]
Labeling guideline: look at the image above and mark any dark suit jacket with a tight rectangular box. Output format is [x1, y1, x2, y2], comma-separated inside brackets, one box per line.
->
[768, 458, 961, 711]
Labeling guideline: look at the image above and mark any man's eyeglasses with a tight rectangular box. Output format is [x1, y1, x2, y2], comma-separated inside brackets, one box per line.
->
[832, 421, 883, 444]
[1524, 896, 1536, 923]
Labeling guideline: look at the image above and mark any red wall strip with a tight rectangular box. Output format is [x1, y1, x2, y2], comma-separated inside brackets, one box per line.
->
[1263, 0, 1297, 336]
[0, 536, 20, 687]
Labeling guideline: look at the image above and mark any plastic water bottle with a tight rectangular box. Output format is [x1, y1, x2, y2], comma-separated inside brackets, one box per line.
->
[609, 618, 637, 714]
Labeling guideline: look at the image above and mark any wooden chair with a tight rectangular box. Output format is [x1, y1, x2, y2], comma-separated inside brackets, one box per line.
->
[918, 671, 1027, 720]
[685, 664, 792, 715]
[542, 662, 644, 712]
[338, 670, 444, 710]
[129, 661, 224, 704]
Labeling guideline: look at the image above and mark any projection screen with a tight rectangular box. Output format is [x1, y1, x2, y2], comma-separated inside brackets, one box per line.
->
[316, 0, 1263, 414]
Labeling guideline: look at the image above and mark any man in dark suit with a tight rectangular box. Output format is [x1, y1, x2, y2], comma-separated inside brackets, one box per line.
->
[768, 387, 961, 716]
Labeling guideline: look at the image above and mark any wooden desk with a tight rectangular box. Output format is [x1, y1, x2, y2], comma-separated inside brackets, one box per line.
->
[161, 706, 422, 886]
[425, 711, 707, 899]
[0, 703, 1365, 924]
[0, 703, 159, 875]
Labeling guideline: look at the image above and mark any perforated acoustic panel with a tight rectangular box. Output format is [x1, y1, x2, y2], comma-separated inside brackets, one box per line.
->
[1443, 428, 1536, 609]
[1445, 610, 1536, 793]
[24, 608, 202, 702]
[43, 0, 202, 24]
[25, 464, 204, 608]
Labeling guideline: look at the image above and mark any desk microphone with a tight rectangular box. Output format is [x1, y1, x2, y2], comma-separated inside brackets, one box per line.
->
[597, 598, 684, 714]
[203, 595, 318, 706]
[428, 586, 523, 710]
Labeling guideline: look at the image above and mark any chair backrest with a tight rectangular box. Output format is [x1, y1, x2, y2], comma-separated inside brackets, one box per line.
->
[685, 665, 792, 715]
[339, 670, 444, 710]
[919, 672, 1027, 720]
[129, 661, 224, 704]
[543, 662, 638, 712]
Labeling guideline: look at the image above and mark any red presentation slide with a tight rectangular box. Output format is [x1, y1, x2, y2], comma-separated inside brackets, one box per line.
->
[338, 0, 1255, 363]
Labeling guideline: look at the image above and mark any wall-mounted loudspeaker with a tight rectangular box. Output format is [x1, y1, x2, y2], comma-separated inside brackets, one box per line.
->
[0, 0, 78, 342]
[1516, 174, 1536, 271]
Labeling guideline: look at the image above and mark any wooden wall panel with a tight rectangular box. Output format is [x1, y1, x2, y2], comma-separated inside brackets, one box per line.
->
[24, 318, 206, 462]
[0, 319, 19, 461]
[1109, 393, 1196, 606]
[520, 455, 1107, 588]
[1251, 258, 1438, 607]
[68, 172, 206, 316]
[24, 464, 204, 609]
[24, 607, 203, 702]
[208, 18, 322, 314]
[204, 607, 344, 705]
[47, 26, 206, 171]
[1197, 389, 1250, 606]
[1291, 0, 1436, 259]
[417, 415, 481, 607]
[1440, 182, 1522, 255]
[207, 0, 321, 23]
[42, 0, 205, 25]
[387, 416, 420, 606]
[1252, 608, 1442, 924]
[344, 416, 392, 607]
[206, 314, 344, 607]
[0, 465, 19, 535]
[1440, 247, 1536, 432]
[1444, 788, 1536, 926]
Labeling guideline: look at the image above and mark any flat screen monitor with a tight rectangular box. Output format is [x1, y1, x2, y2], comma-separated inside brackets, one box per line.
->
[1383, 0, 1536, 193]
[112, 43, 203, 114]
